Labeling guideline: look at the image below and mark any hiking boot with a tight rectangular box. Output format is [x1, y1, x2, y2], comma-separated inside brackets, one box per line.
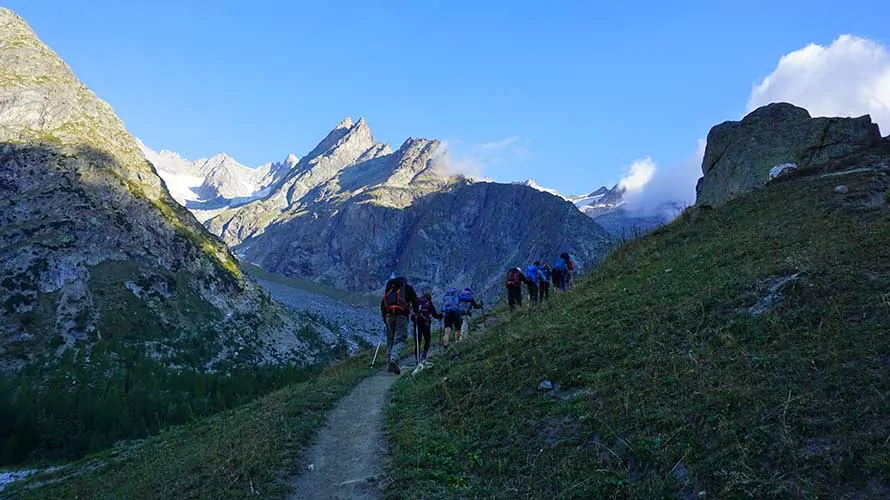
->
[387, 361, 401, 375]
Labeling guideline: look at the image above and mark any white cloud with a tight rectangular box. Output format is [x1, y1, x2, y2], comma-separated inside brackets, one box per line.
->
[617, 157, 656, 193]
[433, 136, 526, 180]
[748, 34, 890, 134]
[623, 140, 704, 216]
[432, 141, 489, 180]
[477, 136, 520, 152]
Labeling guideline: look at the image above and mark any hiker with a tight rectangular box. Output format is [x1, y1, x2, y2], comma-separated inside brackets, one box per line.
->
[504, 266, 531, 313]
[417, 291, 443, 361]
[526, 261, 546, 305]
[563, 253, 575, 289]
[553, 253, 571, 292]
[381, 275, 420, 375]
[539, 263, 552, 301]
[458, 287, 483, 340]
[441, 287, 461, 349]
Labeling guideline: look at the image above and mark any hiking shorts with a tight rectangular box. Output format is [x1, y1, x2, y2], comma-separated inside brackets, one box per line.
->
[443, 310, 461, 329]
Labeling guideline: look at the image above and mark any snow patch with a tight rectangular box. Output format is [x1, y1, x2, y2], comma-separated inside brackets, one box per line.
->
[518, 179, 568, 199]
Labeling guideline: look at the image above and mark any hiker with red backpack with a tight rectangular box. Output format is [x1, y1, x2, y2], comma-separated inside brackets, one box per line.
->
[505, 267, 531, 313]
[380, 275, 420, 375]
[417, 291, 443, 361]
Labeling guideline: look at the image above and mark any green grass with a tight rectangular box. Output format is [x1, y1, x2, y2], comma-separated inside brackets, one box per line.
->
[3, 353, 377, 499]
[242, 263, 378, 308]
[386, 148, 890, 499]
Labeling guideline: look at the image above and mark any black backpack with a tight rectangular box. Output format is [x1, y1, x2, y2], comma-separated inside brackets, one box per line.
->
[383, 279, 409, 314]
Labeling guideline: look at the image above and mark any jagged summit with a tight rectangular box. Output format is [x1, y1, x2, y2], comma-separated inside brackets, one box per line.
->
[335, 116, 354, 129]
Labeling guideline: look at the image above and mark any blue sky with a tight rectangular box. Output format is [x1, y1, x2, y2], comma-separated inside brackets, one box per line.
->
[5, 0, 889, 195]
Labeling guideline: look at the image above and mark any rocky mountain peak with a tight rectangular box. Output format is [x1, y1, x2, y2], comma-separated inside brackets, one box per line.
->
[383, 138, 443, 188]
[0, 7, 167, 202]
[285, 153, 299, 166]
[335, 116, 354, 130]
[1, 8, 341, 374]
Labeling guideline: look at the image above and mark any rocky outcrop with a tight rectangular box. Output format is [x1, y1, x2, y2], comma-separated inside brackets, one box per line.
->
[207, 119, 613, 301]
[0, 8, 338, 373]
[696, 103, 882, 206]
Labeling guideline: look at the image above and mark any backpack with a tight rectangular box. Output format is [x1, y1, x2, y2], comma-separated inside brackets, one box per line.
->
[526, 265, 539, 284]
[505, 268, 522, 288]
[418, 295, 433, 323]
[553, 257, 568, 272]
[383, 278, 409, 314]
[541, 265, 552, 282]
[458, 288, 474, 315]
[443, 288, 459, 313]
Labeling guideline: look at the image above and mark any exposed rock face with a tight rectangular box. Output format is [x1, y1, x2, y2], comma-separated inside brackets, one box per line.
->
[0, 8, 335, 372]
[207, 120, 612, 300]
[696, 103, 882, 205]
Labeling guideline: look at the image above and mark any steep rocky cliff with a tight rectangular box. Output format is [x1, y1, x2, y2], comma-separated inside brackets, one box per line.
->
[0, 8, 336, 373]
[696, 102, 882, 205]
[207, 121, 612, 300]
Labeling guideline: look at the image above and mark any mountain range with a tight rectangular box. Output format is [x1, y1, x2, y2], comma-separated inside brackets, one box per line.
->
[197, 118, 614, 300]
[146, 140, 683, 239]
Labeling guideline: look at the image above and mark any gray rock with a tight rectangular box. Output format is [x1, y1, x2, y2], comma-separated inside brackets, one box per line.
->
[768, 163, 797, 179]
[538, 379, 554, 391]
[696, 102, 882, 205]
[834, 185, 849, 194]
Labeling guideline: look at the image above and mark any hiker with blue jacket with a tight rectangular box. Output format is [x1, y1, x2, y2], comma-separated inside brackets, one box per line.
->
[458, 287, 483, 340]
[441, 287, 462, 349]
[552, 253, 573, 292]
[526, 261, 546, 305]
[381, 275, 420, 375]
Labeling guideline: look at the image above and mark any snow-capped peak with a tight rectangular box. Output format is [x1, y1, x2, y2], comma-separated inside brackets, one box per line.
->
[518, 179, 568, 199]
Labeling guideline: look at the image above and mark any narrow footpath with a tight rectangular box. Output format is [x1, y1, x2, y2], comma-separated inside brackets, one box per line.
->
[288, 371, 397, 500]
[289, 315, 499, 499]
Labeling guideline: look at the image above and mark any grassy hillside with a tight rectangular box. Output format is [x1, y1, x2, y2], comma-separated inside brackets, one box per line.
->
[386, 144, 890, 499]
[3, 353, 376, 499]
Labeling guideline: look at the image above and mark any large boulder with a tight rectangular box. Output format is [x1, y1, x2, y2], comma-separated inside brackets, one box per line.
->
[695, 103, 882, 205]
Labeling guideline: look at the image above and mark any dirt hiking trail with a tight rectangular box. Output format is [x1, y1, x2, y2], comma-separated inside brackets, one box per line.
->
[288, 371, 396, 499]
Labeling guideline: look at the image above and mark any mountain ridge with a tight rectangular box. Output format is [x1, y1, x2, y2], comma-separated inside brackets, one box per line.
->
[200, 118, 613, 300]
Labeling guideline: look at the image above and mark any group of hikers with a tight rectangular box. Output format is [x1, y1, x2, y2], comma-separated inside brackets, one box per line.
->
[379, 276, 483, 375]
[504, 252, 574, 313]
[377, 252, 573, 375]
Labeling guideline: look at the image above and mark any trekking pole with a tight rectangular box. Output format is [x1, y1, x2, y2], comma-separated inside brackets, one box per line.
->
[371, 326, 385, 367]
[413, 315, 420, 367]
